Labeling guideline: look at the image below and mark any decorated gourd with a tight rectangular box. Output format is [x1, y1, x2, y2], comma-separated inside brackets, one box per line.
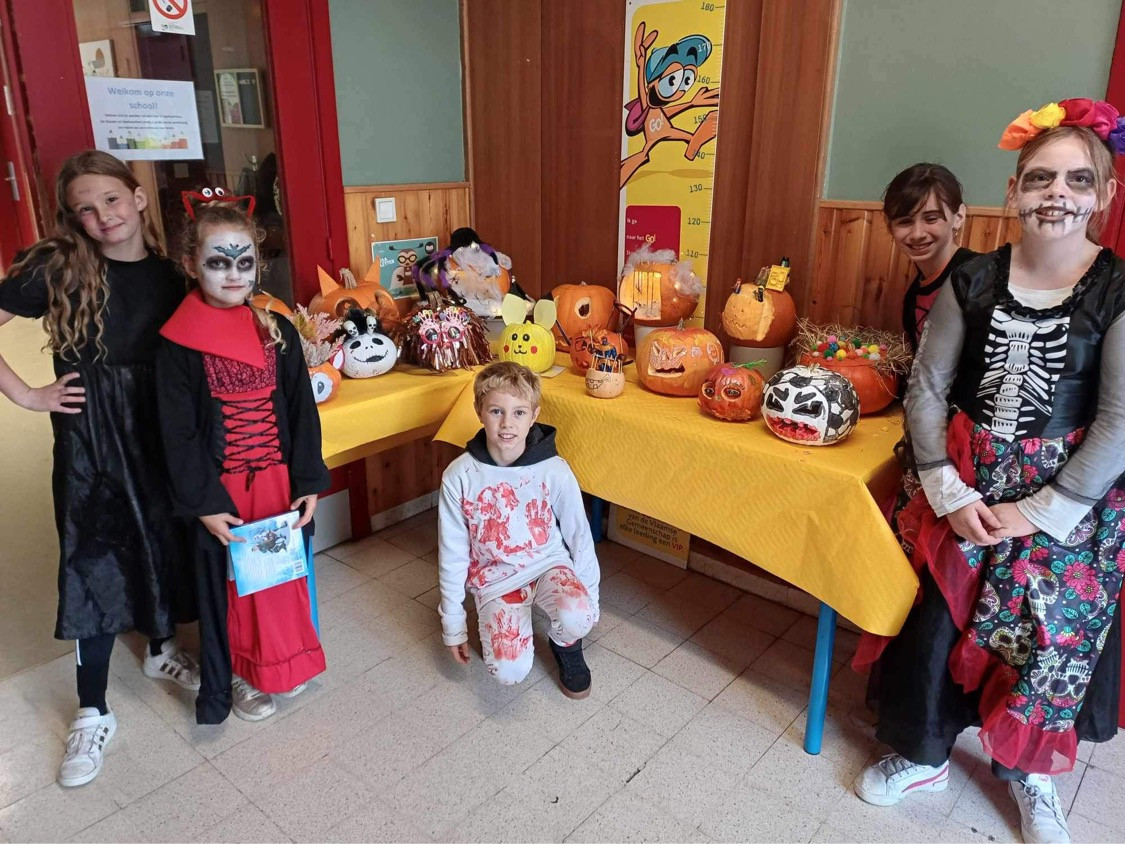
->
[797, 353, 896, 414]
[338, 308, 397, 378]
[699, 362, 764, 422]
[311, 266, 398, 325]
[585, 368, 625, 399]
[762, 365, 860, 446]
[395, 303, 492, 372]
[618, 245, 703, 326]
[636, 324, 723, 397]
[496, 295, 558, 373]
[309, 349, 345, 404]
[551, 282, 617, 349]
[570, 328, 628, 373]
[792, 324, 908, 415]
[722, 278, 797, 348]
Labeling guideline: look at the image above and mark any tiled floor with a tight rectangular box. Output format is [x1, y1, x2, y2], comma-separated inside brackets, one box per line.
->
[2, 510, 1125, 842]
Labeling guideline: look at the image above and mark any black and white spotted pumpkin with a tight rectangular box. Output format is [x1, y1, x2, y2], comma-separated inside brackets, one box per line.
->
[762, 365, 859, 446]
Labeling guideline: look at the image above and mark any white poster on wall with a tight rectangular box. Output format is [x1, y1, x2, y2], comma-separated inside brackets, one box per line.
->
[149, 0, 195, 36]
[84, 76, 203, 161]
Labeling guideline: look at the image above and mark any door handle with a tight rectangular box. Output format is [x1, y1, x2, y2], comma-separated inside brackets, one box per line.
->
[4, 160, 18, 202]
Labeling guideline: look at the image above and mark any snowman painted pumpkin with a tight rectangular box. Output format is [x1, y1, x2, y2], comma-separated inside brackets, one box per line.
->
[762, 365, 859, 446]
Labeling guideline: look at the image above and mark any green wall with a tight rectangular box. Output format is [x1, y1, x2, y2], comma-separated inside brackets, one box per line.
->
[329, 0, 465, 186]
[824, 0, 1119, 206]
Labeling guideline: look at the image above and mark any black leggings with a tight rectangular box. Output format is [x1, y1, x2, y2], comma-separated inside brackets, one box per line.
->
[76, 634, 170, 715]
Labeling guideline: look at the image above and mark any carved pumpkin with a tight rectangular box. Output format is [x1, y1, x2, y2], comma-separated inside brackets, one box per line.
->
[308, 347, 344, 404]
[551, 282, 617, 350]
[585, 368, 625, 399]
[722, 281, 797, 348]
[636, 325, 724, 397]
[762, 365, 860, 446]
[570, 328, 628, 373]
[798, 353, 897, 414]
[618, 260, 701, 326]
[249, 293, 293, 317]
[496, 296, 558, 373]
[699, 363, 765, 422]
[310, 266, 398, 325]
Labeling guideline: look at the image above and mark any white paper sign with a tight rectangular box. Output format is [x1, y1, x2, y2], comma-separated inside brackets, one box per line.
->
[149, 0, 195, 36]
[84, 77, 203, 161]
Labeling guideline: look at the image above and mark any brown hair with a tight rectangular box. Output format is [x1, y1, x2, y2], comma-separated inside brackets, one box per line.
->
[2, 150, 163, 361]
[882, 163, 965, 226]
[1011, 125, 1117, 240]
[473, 361, 541, 413]
[179, 201, 284, 347]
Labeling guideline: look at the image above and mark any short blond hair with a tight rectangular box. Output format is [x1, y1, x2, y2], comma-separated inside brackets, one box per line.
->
[473, 361, 542, 414]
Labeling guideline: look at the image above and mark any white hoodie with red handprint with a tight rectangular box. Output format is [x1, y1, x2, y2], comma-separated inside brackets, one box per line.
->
[438, 424, 601, 646]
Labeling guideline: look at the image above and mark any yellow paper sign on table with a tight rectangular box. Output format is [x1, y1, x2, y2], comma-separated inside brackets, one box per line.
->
[608, 504, 690, 568]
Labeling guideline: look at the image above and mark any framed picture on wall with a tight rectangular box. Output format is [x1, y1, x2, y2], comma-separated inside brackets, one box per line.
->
[214, 68, 266, 129]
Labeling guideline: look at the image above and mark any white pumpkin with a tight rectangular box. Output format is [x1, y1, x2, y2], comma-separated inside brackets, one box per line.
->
[762, 365, 859, 446]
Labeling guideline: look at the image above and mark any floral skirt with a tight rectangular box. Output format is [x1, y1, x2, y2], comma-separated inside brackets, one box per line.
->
[857, 412, 1125, 774]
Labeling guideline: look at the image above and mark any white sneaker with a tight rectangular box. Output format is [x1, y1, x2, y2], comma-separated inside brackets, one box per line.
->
[143, 641, 201, 691]
[232, 675, 276, 721]
[58, 707, 117, 787]
[1010, 774, 1070, 844]
[276, 683, 307, 699]
[855, 754, 949, 806]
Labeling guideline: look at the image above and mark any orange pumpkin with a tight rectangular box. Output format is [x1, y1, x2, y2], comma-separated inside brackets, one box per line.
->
[570, 328, 628, 373]
[699, 363, 765, 421]
[551, 282, 617, 350]
[722, 281, 797, 348]
[636, 325, 724, 397]
[310, 266, 398, 325]
[249, 293, 293, 317]
[618, 261, 700, 326]
[448, 253, 512, 297]
[308, 360, 343, 404]
[798, 353, 897, 414]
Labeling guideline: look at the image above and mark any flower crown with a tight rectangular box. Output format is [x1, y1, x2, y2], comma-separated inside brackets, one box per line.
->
[999, 98, 1125, 153]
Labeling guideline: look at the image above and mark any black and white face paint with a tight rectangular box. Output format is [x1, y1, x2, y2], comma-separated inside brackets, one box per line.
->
[196, 226, 257, 308]
[1014, 137, 1100, 241]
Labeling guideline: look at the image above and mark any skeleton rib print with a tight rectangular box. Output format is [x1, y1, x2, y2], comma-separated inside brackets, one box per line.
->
[976, 308, 1070, 440]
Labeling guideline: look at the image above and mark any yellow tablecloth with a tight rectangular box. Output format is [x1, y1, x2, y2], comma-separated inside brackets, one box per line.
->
[319, 366, 474, 469]
[435, 356, 917, 636]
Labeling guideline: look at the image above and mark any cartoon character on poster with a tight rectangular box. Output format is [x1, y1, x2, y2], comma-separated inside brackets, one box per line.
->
[620, 22, 720, 187]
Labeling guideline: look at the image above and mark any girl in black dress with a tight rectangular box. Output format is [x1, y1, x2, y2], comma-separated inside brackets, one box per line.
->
[0, 151, 198, 788]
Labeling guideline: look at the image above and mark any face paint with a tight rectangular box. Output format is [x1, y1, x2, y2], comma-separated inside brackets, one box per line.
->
[1013, 136, 1101, 241]
[193, 226, 257, 308]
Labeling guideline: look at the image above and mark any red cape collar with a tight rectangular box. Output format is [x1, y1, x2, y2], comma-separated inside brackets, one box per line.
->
[160, 289, 266, 369]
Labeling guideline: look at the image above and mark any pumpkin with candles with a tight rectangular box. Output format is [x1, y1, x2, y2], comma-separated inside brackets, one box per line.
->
[636, 324, 723, 397]
[570, 327, 628, 373]
[698, 362, 765, 421]
[551, 282, 617, 350]
[310, 266, 398, 326]
[721, 277, 797, 348]
[618, 244, 703, 326]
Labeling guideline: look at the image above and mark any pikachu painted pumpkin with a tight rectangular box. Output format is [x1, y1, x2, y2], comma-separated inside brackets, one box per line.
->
[496, 295, 558, 373]
[551, 282, 617, 350]
[636, 326, 723, 397]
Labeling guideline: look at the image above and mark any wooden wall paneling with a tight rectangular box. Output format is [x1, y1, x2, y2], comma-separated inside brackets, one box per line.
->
[540, 0, 625, 294]
[704, 0, 766, 335]
[860, 211, 899, 332]
[740, 0, 840, 325]
[808, 205, 839, 325]
[464, 0, 544, 296]
[366, 438, 463, 516]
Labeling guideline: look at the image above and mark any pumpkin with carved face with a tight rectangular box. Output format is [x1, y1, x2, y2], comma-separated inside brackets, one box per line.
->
[551, 282, 617, 350]
[722, 281, 797, 348]
[636, 326, 723, 397]
[762, 365, 859, 446]
[311, 266, 398, 324]
[699, 363, 764, 421]
[570, 328, 628, 373]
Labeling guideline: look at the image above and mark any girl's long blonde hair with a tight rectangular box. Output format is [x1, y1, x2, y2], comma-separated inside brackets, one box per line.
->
[179, 201, 284, 348]
[3, 150, 163, 361]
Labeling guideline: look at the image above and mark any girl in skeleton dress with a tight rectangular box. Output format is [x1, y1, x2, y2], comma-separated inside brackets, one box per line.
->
[853, 101, 1125, 844]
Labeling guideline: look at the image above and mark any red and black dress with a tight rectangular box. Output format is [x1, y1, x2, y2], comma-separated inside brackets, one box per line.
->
[156, 290, 329, 724]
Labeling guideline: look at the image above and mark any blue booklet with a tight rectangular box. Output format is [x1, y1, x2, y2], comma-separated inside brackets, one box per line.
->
[227, 511, 308, 597]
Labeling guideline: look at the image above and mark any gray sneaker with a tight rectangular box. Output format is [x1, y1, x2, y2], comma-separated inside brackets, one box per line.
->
[1010, 774, 1070, 844]
[232, 675, 276, 721]
[58, 707, 117, 787]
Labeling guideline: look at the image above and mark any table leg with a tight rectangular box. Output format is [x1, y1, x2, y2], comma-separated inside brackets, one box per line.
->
[590, 496, 606, 542]
[804, 602, 837, 755]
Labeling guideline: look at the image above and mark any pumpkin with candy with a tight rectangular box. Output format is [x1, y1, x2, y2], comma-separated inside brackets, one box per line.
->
[792, 320, 911, 414]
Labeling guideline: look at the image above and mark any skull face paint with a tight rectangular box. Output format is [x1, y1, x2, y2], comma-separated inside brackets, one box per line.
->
[1012, 136, 1101, 241]
[762, 366, 860, 446]
[193, 225, 257, 308]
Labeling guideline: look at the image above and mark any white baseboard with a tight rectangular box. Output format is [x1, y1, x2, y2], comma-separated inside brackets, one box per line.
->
[311, 490, 351, 553]
[370, 491, 439, 533]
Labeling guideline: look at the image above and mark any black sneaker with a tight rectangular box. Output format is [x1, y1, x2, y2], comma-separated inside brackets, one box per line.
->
[549, 638, 591, 699]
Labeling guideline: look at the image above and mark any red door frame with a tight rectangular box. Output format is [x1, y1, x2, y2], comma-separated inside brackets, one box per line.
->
[4, 0, 348, 304]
